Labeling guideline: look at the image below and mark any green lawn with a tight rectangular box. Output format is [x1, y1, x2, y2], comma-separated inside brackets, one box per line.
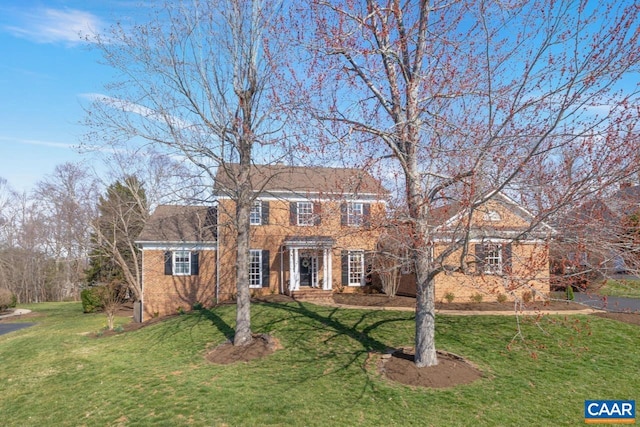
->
[597, 279, 640, 298]
[1, 302, 638, 426]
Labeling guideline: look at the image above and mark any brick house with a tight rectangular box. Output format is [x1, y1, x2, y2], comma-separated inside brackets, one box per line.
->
[136, 164, 388, 320]
[395, 193, 554, 302]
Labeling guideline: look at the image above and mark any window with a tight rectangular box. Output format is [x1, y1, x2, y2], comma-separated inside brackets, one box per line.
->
[250, 201, 262, 225]
[249, 250, 263, 288]
[347, 202, 364, 226]
[400, 248, 413, 275]
[341, 250, 364, 286]
[483, 244, 502, 274]
[173, 250, 191, 275]
[297, 201, 314, 226]
[483, 210, 501, 221]
[164, 250, 199, 276]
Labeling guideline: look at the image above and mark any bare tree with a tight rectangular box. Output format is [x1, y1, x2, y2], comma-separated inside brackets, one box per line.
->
[33, 163, 98, 300]
[288, 1, 640, 366]
[85, 0, 284, 345]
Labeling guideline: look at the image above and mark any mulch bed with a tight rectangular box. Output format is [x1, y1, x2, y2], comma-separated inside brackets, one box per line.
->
[332, 292, 587, 311]
[205, 334, 281, 364]
[375, 349, 483, 388]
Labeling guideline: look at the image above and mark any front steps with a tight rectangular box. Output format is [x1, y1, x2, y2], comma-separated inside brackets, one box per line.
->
[289, 288, 334, 304]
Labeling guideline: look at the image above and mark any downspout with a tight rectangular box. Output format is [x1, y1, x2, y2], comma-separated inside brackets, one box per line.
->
[140, 248, 144, 322]
[280, 245, 284, 294]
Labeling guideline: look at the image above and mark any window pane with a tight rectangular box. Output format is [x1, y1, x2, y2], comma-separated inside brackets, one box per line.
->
[483, 244, 502, 274]
[174, 250, 191, 275]
[250, 201, 262, 225]
[249, 250, 262, 288]
[297, 201, 314, 226]
[347, 202, 363, 226]
[348, 251, 364, 285]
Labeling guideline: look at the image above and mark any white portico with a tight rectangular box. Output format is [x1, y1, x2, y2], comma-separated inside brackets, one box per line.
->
[283, 236, 334, 291]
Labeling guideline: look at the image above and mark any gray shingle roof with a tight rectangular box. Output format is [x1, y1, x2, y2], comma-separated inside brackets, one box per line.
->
[137, 205, 216, 243]
[213, 163, 387, 197]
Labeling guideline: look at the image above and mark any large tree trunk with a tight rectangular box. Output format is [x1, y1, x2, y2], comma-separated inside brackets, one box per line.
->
[234, 147, 253, 346]
[414, 272, 437, 367]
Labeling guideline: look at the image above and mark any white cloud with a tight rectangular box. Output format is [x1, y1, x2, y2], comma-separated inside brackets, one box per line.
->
[4, 8, 104, 45]
[81, 93, 193, 130]
[0, 136, 79, 150]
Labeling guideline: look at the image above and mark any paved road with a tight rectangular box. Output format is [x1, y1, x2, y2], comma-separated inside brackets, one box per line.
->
[573, 293, 640, 313]
[0, 323, 36, 336]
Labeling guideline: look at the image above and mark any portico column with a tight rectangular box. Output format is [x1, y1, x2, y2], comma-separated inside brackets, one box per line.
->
[326, 248, 333, 290]
[322, 248, 329, 290]
[289, 248, 300, 290]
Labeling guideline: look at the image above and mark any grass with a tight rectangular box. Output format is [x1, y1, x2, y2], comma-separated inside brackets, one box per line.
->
[596, 279, 640, 299]
[1, 302, 639, 426]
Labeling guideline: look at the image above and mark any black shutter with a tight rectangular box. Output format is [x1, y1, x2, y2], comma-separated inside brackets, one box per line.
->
[341, 250, 349, 285]
[261, 201, 269, 225]
[363, 203, 371, 227]
[191, 251, 199, 276]
[290, 202, 297, 225]
[261, 250, 270, 287]
[364, 251, 373, 285]
[340, 202, 347, 226]
[475, 244, 485, 274]
[164, 251, 173, 275]
[313, 202, 322, 226]
[503, 243, 512, 274]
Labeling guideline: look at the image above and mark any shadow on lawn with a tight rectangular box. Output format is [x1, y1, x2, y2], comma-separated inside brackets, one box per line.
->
[260, 301, 414, 374]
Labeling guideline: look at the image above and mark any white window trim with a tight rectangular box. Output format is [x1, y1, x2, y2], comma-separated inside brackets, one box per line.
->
[173, 250, 191, 276]
[347, 202, 364, 226]
[483, 244, 503, 275]
[250, 201, 262, 225]
[297, 201, 314, 226]
[249, 249, 263, 288]
[348, 250, 364, 286]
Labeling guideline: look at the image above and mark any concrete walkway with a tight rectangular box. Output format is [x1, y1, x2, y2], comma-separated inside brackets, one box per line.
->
[0, 308, 32, 320]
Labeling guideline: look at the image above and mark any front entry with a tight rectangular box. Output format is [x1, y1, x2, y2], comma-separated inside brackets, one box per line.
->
[284, 237, 333, 291]
[299, 255, 318, 287]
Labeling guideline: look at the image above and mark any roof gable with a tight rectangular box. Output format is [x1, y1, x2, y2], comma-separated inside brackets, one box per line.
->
[434, 192, 554, 238]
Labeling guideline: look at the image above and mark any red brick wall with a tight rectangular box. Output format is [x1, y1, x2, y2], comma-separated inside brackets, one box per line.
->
[141, 250, 217, 320]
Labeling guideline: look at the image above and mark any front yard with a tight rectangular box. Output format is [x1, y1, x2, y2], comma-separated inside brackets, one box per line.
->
[596, 278, 640, 299]
[0, 302, 638, 426]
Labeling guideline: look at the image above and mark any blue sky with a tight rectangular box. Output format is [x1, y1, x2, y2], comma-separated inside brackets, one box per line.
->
[0, 1, 143, 192]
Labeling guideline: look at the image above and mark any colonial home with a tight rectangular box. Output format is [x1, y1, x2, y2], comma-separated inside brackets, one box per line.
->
[395, 192, 554, 302]
[136, 163, 387, 320]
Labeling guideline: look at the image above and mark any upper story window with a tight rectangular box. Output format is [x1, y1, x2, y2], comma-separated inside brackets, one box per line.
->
[297, 201, 314, 226]
[249, 200, 269, 225]
[347, 202, 364, 226]
[341, 202, 371, 227]
[250, 201, 262, 225]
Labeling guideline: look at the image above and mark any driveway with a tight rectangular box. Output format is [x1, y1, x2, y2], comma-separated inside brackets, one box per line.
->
[573, 293, 640, 313]
[0, 323, 36, 336]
